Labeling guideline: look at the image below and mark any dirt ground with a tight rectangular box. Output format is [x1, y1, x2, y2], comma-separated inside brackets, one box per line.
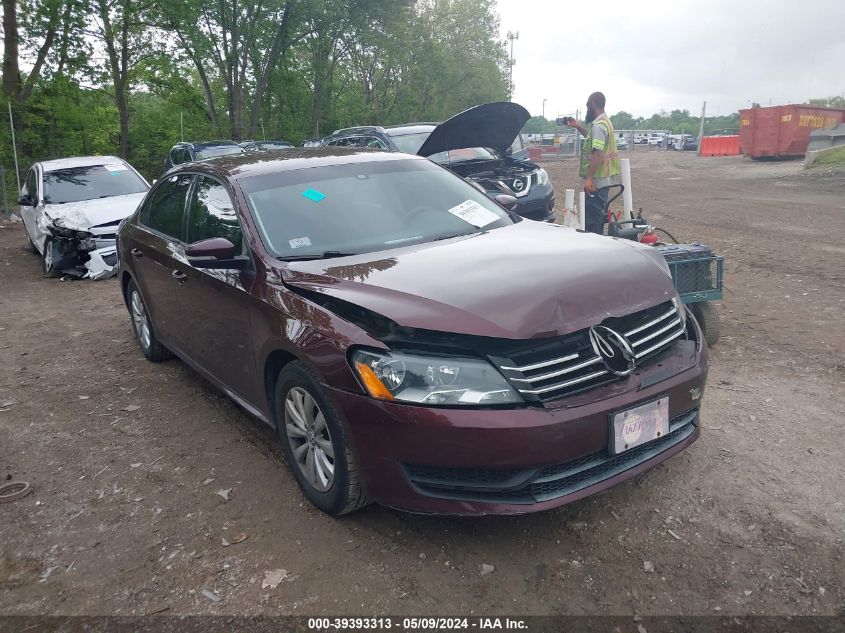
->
[1, 150, 843, 617]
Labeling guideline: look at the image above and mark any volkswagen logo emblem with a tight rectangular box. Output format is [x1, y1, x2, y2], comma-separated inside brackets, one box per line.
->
[589, 325, 637, 376]
[511, 178, 525, 192]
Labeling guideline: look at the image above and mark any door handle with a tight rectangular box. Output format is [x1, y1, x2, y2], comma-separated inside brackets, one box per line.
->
[131, 248, 143, 259]
[172, 269, 187, 282]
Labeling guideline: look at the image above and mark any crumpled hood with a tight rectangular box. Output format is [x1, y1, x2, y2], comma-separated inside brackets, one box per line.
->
[282, 222, 678, 340]
[417, 102, 531, 158]
[46, 192, 147, 230]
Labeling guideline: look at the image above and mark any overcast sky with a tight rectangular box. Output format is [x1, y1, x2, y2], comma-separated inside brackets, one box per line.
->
[497, 0, 845, 119]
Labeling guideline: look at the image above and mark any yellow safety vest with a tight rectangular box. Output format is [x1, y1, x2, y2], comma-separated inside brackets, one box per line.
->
[579, 115, 621, 187]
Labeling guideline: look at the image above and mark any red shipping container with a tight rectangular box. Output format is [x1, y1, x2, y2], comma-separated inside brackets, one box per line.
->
[739, 104, 845, 159]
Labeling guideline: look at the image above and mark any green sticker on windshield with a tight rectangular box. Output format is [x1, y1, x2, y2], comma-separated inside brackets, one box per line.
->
[301, 188, 326, 202]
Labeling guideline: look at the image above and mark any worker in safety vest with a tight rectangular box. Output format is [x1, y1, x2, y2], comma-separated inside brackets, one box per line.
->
[563, 92, 621, 234]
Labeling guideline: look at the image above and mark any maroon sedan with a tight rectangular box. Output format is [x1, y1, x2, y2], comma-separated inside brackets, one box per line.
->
[117, 148, 708, 516]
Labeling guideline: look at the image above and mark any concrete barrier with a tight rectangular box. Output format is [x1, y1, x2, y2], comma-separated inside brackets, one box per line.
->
[804, 124, 845, 167]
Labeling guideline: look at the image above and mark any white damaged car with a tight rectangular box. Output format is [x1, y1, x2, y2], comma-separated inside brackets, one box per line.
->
[18, 156, 150, 279]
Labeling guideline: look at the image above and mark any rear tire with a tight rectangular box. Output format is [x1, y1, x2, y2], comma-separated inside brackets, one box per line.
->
[275, 361, 370, 516]
[41, 238, 59, 278]
[27, 233, 39, 255]
[691, 302, 721, 347]
[127, 279, 172, 362]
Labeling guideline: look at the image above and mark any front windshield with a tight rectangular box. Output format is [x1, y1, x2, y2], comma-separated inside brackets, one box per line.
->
[389, 132, 498, 163]
[239, 158, 514, 259]
[196, 146, 244, 160]
[43, 164, 149, 204]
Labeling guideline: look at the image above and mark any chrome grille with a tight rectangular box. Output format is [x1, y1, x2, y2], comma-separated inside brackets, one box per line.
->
[499, 174, 532, 198]
[493, 301, 686, 402]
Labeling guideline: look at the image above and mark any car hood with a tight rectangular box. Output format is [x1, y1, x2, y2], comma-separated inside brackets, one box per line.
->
[417, 102, 531, 158]
[45, 192, 148, 230]
[281, 222, 678, 340]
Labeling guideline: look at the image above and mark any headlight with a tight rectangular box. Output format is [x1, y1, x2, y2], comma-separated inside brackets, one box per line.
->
[536, 168, 549, 186]
[672, 295, 687, 329]
[351, 349, 522, 406]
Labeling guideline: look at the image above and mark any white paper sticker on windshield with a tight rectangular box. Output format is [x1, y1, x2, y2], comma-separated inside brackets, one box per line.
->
[447, 200, 500, 228]
[104, 163, 128, 172]
[289, 236, 312, 249]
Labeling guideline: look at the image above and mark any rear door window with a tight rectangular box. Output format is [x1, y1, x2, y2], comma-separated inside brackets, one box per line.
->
[141, 174, 193, 241]
[186, 176, 243, 253]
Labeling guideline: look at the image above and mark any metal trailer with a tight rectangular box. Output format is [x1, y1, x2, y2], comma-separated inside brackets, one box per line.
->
[655, 244, 724, 346]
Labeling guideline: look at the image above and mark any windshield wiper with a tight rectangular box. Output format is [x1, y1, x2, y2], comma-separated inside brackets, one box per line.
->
[279, 250, 359, 262]
[432, 232, 475, 242]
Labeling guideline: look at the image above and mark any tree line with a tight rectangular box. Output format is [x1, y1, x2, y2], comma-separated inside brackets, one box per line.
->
[522, 110, 741, 136]
[1, 0, 509, 187]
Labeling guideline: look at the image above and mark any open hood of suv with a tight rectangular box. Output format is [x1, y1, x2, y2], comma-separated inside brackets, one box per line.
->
[416, 102, 530, 158]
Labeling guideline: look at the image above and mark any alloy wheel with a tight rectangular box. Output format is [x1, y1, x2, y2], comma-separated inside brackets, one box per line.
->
[130, 290, 152, 351]
[284, 386, 335, 492]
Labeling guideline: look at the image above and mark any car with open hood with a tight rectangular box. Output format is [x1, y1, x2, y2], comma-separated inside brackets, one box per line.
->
[18, 156, 150, 279]
[320, 102, 555, 222]
[117, 148, 708, 516]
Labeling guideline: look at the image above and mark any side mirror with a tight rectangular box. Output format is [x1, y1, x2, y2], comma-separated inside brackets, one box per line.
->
[18, 195, 34, 206]
[494, 194, 518, 212]
[186, 238, 249, 270]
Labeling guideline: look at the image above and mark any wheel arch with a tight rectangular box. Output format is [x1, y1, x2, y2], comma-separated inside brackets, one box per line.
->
[264, 349, 300, 429]
[121, 271, 133, 307]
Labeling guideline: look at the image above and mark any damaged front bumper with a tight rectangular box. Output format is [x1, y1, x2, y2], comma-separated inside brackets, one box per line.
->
[42, 219, 119, 280]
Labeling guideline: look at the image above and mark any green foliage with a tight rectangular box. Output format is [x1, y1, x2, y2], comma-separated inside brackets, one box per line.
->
[1, 0, 510, 191]
[608, 109, 740, 135]
[808, 95, 845, 108]
[522, 116, 555, 134]
[811, 145, 845, 167]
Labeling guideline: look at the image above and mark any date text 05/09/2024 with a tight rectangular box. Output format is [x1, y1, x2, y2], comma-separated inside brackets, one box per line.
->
[307, 617, 528, 630]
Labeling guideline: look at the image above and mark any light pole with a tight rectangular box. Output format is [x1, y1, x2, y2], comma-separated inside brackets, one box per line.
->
[506, 31, 519, 100]
[542, 98, 547, 119]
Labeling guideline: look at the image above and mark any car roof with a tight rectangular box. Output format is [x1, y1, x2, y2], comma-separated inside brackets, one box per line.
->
[39, 156, 126, 171]
[165, 147, 428, 181]
[329, 126, 385, 136]
[175, 140, 241, 149]
[384, 124, 437, 136]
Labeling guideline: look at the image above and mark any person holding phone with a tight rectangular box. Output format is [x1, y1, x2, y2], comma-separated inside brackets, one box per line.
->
[562, 92, 621, 234]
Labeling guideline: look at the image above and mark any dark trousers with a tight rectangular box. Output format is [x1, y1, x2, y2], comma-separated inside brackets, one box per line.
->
[584, 188, 608, 234]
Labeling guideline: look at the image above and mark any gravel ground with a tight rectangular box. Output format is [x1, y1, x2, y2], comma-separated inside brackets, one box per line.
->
[0, 150, 843, 616]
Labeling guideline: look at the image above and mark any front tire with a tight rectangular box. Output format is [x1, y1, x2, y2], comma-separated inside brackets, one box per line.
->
[275, 362, 370, 516]
[41, 238, 59, 277]
[127, 279, 172, 362]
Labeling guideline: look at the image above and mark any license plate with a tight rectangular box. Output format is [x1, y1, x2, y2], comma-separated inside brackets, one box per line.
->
[610, 397, 669, 454]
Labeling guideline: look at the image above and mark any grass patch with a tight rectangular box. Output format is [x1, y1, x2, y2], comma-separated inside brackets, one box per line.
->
[811, 145, 845, 167]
